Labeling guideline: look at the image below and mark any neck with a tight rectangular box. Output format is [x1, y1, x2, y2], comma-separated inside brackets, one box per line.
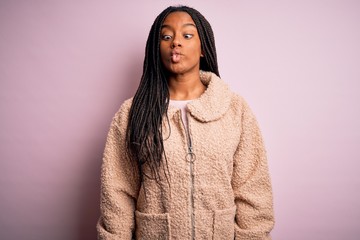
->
[167, 71, 206, 100]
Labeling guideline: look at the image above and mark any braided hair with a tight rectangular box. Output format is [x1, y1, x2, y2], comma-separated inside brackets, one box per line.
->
[126, 5, 220, 183]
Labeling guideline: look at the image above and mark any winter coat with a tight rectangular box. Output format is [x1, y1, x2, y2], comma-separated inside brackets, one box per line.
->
[97, 71, 275, 239]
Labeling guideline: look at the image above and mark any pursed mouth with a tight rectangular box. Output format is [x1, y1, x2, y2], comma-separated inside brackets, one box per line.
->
[170, 48, 182, 56]
[170, 52, 181, 63]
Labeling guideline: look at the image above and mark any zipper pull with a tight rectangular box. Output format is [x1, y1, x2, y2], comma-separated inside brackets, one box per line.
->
[186, 147, 196, 163]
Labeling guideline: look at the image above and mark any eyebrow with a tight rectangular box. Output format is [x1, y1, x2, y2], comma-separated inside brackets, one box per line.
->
[161, 23, 197, 29]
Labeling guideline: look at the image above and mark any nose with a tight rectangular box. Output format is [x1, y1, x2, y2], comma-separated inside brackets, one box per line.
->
[171, 36, 182, 48]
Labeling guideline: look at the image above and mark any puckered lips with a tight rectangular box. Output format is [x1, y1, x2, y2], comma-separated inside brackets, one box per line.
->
[170, 49, 182, 63]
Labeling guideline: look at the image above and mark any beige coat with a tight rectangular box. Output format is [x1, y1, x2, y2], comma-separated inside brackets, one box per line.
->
[97, 71, 274, 239]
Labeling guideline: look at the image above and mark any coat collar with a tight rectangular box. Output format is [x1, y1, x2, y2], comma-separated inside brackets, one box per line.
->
[167, 71, 232, 123]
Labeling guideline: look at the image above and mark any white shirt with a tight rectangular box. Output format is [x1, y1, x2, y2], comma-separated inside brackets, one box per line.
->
[169, 99, 192, 130]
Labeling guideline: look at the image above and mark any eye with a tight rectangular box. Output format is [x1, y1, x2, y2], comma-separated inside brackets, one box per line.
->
[161, 35, 172, 40]
[184, 34, 194, 39]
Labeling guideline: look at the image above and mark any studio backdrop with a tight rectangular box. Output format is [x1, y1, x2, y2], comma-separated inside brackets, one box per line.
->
[1, 1, 359, 239]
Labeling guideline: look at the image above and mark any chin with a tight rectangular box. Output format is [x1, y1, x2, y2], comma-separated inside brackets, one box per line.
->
[167, 66, 200, 76]
[165, 67, 186, 75]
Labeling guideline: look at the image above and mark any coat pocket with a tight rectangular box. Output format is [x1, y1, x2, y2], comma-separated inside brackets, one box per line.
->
[213, 206, 236, 240]
[135, 211, 170, 240]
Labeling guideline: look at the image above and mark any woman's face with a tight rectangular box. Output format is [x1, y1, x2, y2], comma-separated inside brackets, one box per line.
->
[160, 11, 202, 76]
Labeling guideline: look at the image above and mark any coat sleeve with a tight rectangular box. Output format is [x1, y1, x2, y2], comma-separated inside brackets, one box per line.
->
[97, 104, 140, 240]
[232, 100, 275, 240]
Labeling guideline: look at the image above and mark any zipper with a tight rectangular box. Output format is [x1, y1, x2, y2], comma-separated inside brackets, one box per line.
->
[179, 110, 196, 240]
[188, 135, 195, 240]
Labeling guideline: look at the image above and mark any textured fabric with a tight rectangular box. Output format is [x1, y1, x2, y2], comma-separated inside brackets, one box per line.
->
[97, 71, 275, 240]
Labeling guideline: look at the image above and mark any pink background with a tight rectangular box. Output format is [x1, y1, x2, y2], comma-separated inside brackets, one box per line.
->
[1, 1, 359, 239]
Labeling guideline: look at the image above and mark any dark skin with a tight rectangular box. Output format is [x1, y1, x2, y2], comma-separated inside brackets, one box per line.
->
[160, 11, 206, 100]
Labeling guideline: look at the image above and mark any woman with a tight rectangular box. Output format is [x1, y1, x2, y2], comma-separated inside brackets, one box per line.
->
[97, 5, 274, 240]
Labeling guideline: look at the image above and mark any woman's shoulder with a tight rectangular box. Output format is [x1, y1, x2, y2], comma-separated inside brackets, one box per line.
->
[227, 90, 252, 113]
[228, 93, 260, 125]
[111, 97, 133, 128]
[118, 98, 133, 113]
[115, 97, 133, 116]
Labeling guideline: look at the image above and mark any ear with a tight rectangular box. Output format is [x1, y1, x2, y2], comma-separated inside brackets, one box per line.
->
[201, 50, 204, 57]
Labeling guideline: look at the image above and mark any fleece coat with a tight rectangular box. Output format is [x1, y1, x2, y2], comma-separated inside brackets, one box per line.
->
[97, 71, 275, 239]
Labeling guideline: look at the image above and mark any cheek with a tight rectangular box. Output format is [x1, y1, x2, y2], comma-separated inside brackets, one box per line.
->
[191, 40, 202, 56]
[189, 43, 202, 59]
[159, 44, 168, 63]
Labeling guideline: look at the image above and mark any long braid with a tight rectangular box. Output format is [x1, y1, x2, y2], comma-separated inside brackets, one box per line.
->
[126, 6, 220, 183]
[188, 9, 220, 77]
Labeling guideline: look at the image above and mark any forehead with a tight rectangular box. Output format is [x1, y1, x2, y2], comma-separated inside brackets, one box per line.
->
[162, 11, 196, 27]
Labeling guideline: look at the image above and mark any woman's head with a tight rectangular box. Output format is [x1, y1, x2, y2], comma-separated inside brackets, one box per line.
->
[144, 5, 219, 77]
[160, 11, 203, 76]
